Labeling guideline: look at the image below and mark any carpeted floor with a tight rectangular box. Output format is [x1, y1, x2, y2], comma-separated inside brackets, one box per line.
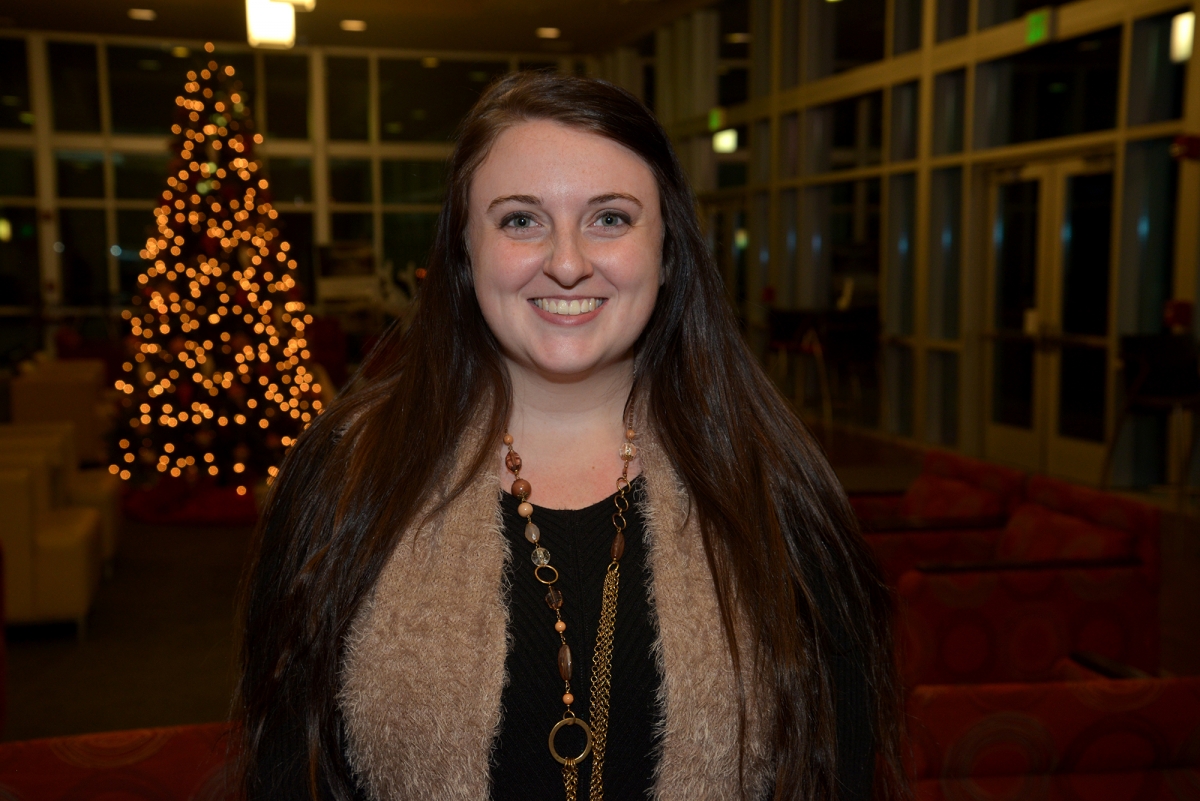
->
[4, 520, 252, 741]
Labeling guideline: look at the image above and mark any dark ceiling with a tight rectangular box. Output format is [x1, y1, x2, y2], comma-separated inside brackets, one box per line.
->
[0, 0, 705, 54]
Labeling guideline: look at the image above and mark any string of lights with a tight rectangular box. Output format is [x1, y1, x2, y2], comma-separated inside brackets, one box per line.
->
[110, 42, 322, 498]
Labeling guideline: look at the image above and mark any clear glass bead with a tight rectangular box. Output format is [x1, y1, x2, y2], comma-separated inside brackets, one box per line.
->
[525, 521, 540, 543]
[619, 442, 637, 460]
[531, 547, 550, 566]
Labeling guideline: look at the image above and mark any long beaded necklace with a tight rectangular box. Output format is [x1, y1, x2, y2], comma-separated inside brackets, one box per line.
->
[502, 418, 637, 801]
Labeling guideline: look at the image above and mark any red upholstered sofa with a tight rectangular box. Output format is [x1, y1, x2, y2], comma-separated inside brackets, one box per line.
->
[898, 561, 1159, 686]
[868, 474, 1160, 583]
[851, 450, 1026, 532]
[893, 476, 1161, 686]
[907, 676, 1200, 800]
[0, 722, 233, 799]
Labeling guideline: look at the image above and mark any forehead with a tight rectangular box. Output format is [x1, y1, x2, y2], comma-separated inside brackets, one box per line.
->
[470, 119, 657, 201]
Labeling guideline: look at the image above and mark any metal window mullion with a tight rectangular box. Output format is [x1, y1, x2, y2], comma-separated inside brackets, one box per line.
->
[95, 39, 120, 306]
[27, 33, 61, 315]
[310, 48, 330, 251]
[368, 52, 384, 290]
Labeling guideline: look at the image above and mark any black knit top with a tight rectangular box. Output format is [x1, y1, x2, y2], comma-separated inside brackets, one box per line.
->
[491, 476, 660, 799]
[488, 478, 875, 801]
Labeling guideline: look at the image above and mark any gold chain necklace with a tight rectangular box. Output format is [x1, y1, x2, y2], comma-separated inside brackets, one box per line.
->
[503, 419, 637, 801]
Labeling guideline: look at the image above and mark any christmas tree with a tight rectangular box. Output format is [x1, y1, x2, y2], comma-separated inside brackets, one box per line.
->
[109, 43, 323, 497]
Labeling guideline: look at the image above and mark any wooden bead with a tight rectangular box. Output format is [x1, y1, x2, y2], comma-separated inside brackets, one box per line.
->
[558, 643, 572, 681]
[555, 620, 566, 632]
[505, 451, 521, 473]
[517, 501, 533, 518]
[562, 693, 574, 705]
[610, 532, 625, 561]
[545, 586, 563, 610]
[626, 428, 636, 441]
[503, 433, 514, 446]
[511, 478, 531, 500]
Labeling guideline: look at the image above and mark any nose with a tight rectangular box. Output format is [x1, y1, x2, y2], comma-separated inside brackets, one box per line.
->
[543, 228, 592, 288]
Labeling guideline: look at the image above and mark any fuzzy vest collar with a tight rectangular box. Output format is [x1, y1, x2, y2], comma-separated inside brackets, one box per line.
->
[339, 426, 773, 800]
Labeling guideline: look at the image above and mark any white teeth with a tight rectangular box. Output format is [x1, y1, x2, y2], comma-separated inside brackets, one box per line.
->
[534, 298, 603, 315]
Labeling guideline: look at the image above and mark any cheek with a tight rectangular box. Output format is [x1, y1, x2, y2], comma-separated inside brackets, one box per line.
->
[473, 238, 539, 295]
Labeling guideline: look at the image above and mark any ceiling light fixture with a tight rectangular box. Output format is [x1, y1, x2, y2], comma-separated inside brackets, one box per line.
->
[723, 32, 750, 43]
[274, 0, 315, 9]
[712, 128, 738, 153]
[340, 19, 367, 31]
[128, 8, 157, 21]
[246, 0, 295, 48]
[1172, 11, 1195, 63]
[536, 27, 561, 39]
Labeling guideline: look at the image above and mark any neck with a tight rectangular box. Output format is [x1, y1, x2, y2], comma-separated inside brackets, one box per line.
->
[502, 356, 638, 510]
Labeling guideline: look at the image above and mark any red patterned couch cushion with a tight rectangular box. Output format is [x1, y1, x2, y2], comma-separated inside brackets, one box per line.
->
[898, 475, 1007, 520]
[867, 527, 1005, 581]
[1025, 475, 1161, 582]
[995, 504, 1135, 563]
[0, 722, 233, 800]
[921, 451, 1027, 514]
[866, 486, 1145, 583]
[908, 678, 1200, 800]
[897, 565, 1159, 686]
[852, 451, 1026, 531]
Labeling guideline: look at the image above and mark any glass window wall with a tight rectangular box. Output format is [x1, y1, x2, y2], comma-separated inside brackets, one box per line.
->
[48, 42, 101, 132]
[0, 38, 32, 130]
[805, 0, 885, 79]
[886, 173, 916, 337]
[0, 207, 40, 306]
[378, 59, 507, 142]
[265, 157, 313, 204]
[926, 351, 959, 445]
[932, 69, 965, 155]
[381, 160, 446, 204]
[59, 208, 109, 306]
[114, 153, 171, 199]
[56, 151, 105, 198]
[806, 91, 882, 173]
[328, 158, 372, 204]
[937, 0, 969, 42]
[1128, 9, 1189, 126]
[326, 57, 369, 141]
[0, 150, 36, 197]
[975, 28, 1121, 149]
[264, 54, 310, 139]
[890, 81, 918, 162]
[928, 167, 962, 340]
[894, 0, 923, 55]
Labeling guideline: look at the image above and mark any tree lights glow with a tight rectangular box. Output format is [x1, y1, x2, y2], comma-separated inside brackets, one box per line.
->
[110, 46, 322, 495]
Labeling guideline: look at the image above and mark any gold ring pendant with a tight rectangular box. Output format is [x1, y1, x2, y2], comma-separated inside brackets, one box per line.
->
[548, 717, 593, 765]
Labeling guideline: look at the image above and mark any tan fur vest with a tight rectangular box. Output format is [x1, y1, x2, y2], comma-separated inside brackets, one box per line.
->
[339, 426, 774, 800]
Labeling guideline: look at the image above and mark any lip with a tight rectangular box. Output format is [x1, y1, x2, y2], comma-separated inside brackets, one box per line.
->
[529, 297, 606, 325]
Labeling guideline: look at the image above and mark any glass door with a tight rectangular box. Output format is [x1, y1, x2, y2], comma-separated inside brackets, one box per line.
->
[984, 157, 1115, 483]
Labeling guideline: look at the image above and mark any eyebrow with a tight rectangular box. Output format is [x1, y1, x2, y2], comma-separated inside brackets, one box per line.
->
[485, 192, 644, 212]
[487, 194, 540, 212]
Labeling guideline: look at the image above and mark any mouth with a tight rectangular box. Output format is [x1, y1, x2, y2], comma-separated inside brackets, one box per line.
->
[532, 297, 606, 317]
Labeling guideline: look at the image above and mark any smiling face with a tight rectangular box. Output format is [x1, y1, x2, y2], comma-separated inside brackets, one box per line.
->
[467, 119, 663, 382]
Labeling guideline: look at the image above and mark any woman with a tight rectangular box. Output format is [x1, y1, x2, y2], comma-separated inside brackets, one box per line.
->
[237, 71, 904, 801]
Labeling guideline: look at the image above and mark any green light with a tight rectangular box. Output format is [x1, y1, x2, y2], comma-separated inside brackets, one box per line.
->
[708, 108, 726, 132]
[1025, 8, 1052, 45]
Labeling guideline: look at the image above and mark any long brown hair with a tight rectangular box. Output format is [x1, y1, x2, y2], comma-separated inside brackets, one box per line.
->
[236, 71, 905, 800]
